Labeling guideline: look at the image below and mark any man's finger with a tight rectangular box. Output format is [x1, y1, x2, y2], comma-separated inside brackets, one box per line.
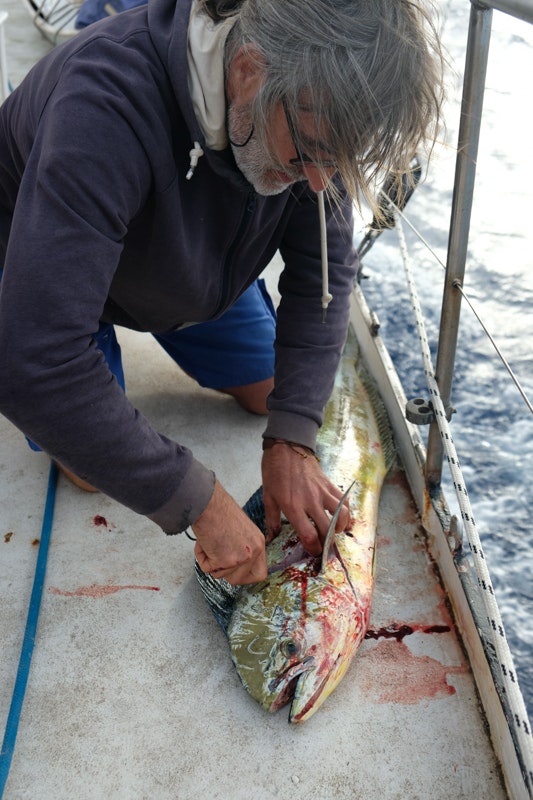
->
[211, 558, 268, 586]
[324, 486, 352, 532]
[289, 511, 323, 556]
[262, 495, 282, 544]
[333, 500, 351, 532]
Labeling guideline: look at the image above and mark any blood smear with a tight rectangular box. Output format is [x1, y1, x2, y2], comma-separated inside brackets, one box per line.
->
[49, 584, 159, 598]
[358, 639, 467, 704]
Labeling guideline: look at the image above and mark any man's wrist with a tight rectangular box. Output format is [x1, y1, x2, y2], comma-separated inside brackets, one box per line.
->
[262, 437, 318, 461]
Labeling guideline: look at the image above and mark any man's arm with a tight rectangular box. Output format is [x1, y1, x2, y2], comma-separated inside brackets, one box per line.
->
[262, 183, 357, 550]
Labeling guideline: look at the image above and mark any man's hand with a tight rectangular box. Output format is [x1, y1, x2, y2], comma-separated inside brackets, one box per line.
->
[192, 480, 268, 585]
[262, 442, 351, 556]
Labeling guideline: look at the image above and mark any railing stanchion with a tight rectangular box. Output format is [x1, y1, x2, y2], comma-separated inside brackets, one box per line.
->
[425, 1, 494, 487]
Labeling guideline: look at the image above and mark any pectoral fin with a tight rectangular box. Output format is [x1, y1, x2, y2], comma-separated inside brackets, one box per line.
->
[320, 481, 356, 573]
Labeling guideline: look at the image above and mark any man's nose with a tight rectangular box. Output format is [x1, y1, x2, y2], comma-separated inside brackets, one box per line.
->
[302, 164, 337, 193]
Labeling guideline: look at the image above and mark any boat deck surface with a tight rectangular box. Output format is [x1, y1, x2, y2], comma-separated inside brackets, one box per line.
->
[1, 307, 507, 800]
[0, 7, 509, 797]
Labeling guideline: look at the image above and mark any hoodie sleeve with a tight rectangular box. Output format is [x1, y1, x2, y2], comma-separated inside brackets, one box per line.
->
[0, 54, 215, 533]
[264, 184, 358, 450]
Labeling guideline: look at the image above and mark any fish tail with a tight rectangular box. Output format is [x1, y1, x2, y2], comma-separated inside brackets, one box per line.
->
[194, 564, 242, 634]
[242, 486, 268, 536]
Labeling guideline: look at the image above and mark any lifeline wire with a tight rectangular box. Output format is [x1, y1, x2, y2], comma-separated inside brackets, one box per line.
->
[393, 209, 533, 795]
[0, 461, 58, 798]
[382, 189, 533, 418]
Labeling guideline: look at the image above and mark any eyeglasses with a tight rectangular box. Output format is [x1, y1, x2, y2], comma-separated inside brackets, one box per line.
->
[282, 98, 337, 170]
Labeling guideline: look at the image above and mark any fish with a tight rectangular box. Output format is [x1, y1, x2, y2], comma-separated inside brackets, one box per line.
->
[195, 329, 396, 722]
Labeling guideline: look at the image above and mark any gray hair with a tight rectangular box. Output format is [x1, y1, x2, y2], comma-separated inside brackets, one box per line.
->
[201, 0, 445, 212]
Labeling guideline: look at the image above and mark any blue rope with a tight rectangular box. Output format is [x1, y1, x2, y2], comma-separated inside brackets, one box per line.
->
[0, 462, 58, 797]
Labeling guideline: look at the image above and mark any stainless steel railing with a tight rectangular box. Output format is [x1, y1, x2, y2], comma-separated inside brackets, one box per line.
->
[425, 0, 533, 485]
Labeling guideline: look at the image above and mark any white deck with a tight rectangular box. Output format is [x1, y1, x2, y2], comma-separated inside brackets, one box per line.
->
[1, 309, 508, 799]
[0, 5, 512, 797]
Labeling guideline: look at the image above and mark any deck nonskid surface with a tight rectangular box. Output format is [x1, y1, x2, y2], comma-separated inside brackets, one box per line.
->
[0, 8, 507, 794]
[0, 326, 506, 799]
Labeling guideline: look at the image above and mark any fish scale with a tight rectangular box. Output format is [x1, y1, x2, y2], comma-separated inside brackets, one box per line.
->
[196, 329, 396, 722]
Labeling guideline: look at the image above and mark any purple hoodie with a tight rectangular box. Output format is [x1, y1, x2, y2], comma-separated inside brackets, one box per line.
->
[0, 0, 357, 532]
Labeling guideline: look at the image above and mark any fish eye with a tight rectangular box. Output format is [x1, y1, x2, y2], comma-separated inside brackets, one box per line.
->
[281, 639, 300, 658]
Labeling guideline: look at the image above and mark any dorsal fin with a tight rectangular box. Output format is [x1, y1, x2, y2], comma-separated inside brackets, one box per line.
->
[320, 480, 355, 573]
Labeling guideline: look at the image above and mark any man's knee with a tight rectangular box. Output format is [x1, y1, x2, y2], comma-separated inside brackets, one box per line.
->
[218, 377, 274, 415]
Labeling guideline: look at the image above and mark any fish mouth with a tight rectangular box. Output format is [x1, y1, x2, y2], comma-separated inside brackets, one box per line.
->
[288, 652, 349, 723]
[288, 670, 329, 724]
[268, 656, 315, 713]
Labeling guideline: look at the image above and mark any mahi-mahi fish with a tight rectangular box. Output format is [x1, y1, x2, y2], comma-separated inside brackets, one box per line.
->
[195, 329, 396, 722]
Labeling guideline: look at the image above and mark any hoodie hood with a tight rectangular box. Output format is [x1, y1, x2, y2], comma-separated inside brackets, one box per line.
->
[187, 2, 236, 150]
[148, 0, 254, 190]
[149, 0, 233, 151]
[148, 0, 205, 148]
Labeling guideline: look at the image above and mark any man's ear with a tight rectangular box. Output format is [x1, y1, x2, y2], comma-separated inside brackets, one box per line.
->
[226, 45, 266, 105]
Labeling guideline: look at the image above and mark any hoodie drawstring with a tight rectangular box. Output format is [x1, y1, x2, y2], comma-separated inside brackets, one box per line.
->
[317, 190, 332, 323]
[186, 141, 204, 180]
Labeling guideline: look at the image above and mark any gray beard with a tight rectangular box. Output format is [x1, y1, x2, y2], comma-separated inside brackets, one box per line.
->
[227, 102, 300, 196]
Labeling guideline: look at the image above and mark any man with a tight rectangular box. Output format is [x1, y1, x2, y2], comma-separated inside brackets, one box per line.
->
[0, 0, 443, 584]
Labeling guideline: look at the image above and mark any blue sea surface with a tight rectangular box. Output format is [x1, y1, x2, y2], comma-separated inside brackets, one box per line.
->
[358, 0, 533, 720]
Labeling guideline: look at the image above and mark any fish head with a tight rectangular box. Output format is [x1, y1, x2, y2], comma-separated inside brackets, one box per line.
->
[227, 563, 366, 723]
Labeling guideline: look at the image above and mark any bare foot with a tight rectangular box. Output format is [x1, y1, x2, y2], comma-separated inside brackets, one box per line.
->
[57, 463, 99, 493]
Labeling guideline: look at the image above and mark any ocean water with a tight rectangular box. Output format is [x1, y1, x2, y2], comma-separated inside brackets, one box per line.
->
[1, 0, 531, 723]
[358, 1, 533, 720]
